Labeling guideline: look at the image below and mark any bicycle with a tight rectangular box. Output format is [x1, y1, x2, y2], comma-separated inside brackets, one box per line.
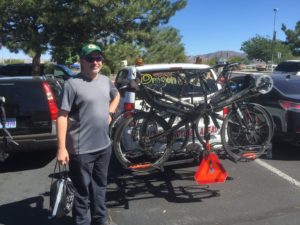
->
[111, 72, 213, 170]
[113, 63, 274, 171]
[0, 96, 19, 162]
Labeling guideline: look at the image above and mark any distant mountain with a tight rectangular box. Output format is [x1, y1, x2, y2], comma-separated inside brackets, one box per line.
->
[187, 50, 246, 63]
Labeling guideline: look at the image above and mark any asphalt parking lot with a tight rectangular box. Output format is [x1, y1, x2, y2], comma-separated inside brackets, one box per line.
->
[0, 143, 300, 225]
[106, 145, 300, 225]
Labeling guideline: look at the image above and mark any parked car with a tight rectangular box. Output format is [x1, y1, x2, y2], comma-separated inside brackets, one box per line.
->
[0, 76, 61, 156]
[253, 74, 300, 146]
[231, 72, 300, 146]
[0, 63, 75, 80]
[114, 63, 223, 165]
[273, 60, 300, 75]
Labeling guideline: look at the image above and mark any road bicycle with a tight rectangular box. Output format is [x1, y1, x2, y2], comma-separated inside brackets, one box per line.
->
[0, 96, 19, 162]
[112, 63, 274, 171]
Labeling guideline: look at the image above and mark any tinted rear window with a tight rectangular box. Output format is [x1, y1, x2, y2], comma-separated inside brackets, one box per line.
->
[0, 64, 73, 77]
[275, 62, 300, 72]
[115, 69, 130, 89]
[0, 80, 48, 114]
[0, 65, 35, 76]
[139, 69, 218, 97]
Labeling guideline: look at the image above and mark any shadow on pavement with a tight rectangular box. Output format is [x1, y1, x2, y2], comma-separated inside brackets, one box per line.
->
[107, 164, 221, 210]
[0, 150, 56, 173]
[0, 195, 73, 225]
[270, 142, 300, 161]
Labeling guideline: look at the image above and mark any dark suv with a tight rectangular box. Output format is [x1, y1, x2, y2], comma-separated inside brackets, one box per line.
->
[0, 63, 75, 80]
[273, 60, 300, 75]
[0, 76, 61, 156]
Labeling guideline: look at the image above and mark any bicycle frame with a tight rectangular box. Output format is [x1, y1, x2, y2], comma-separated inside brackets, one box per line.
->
[112, 63, 274, 171]
[136, 63, 272, 150]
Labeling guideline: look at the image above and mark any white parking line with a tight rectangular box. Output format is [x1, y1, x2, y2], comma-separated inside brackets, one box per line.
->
[255, 159, 300, 188]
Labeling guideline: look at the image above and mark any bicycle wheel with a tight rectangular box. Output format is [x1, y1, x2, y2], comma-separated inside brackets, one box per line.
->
[109, 110, 135, 138]
[221, 103, 273, 161]
[164, 113, 190, 155]
[113, 111, 173, 172]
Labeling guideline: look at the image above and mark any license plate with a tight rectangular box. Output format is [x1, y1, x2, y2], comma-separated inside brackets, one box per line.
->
[0, 118, 17, 129]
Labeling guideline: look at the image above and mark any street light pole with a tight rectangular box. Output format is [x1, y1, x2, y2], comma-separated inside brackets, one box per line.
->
[271, 8, 278, 65]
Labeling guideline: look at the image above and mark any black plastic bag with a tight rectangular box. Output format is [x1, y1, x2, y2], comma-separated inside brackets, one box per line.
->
[48, 162, 75, 220]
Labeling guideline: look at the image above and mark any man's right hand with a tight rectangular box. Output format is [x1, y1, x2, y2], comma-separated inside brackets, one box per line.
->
[57, 148, 69, 165]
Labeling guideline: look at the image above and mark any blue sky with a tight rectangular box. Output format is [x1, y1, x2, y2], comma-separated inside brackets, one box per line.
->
[169, 0, 300, 56]
[1, 0, 299, 60]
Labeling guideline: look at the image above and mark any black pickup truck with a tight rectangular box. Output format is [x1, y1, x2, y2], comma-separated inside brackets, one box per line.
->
[0, 74, 62, 160]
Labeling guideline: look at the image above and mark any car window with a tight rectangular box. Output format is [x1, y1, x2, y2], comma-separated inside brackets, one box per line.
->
[43, 64, 55, 75]
[275, 62, 300, 72]
[0, 80, 49, 113]
[58, 65, 75, 77]
[0, 65, 33, 76]
[0, 64, 74, 77]
[139, 69, 218, 98]
[115, 69, 129, 89]
[44, 64, 67, 78]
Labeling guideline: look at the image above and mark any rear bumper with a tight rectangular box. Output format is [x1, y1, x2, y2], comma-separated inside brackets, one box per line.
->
[271, 110, 300, 146]
[273, 132, 300, 146]
[1, 133, 57, 152]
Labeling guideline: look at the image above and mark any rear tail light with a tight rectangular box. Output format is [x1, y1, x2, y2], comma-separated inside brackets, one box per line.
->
[279, 100, 300, 110]
[123, 102, 135, 118]
[124, 102, 135, 111]
[223, 107, 229, 117]
[42, 82, 58, 120]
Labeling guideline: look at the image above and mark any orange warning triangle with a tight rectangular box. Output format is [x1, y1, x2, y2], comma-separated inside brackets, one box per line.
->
[194, 152, 228, 184]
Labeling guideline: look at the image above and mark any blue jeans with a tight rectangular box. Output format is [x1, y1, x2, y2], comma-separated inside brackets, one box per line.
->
[69, 146, 112, 225]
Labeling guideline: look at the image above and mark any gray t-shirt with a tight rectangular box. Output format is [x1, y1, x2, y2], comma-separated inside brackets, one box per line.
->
[59, 73, 118, 155]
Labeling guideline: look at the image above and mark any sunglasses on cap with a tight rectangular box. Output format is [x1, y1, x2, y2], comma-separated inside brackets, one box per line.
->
[84, 56, 103, 63]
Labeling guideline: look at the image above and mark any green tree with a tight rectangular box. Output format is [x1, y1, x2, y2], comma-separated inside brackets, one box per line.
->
[4, 59, 25, 64]
[282, 21, 300, 56]
[0, 0, 187, 75]
[142, 27, 187, 64]
[104, 42, 141, 74]
[0, 0, 51, 75]
[228, 56, 249, 64]
[206, 57, 218, 66]
[241, 35, 293, 63]
[103, 27, 186, 74]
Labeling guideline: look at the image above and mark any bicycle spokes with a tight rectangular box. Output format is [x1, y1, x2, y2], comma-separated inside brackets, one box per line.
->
[221, 104, 273, 161]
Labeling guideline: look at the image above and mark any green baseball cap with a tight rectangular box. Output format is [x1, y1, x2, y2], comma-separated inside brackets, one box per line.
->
[80, 44, 102, 57]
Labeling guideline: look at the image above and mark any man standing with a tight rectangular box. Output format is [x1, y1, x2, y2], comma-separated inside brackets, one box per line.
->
[56, 43, 120, 225]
